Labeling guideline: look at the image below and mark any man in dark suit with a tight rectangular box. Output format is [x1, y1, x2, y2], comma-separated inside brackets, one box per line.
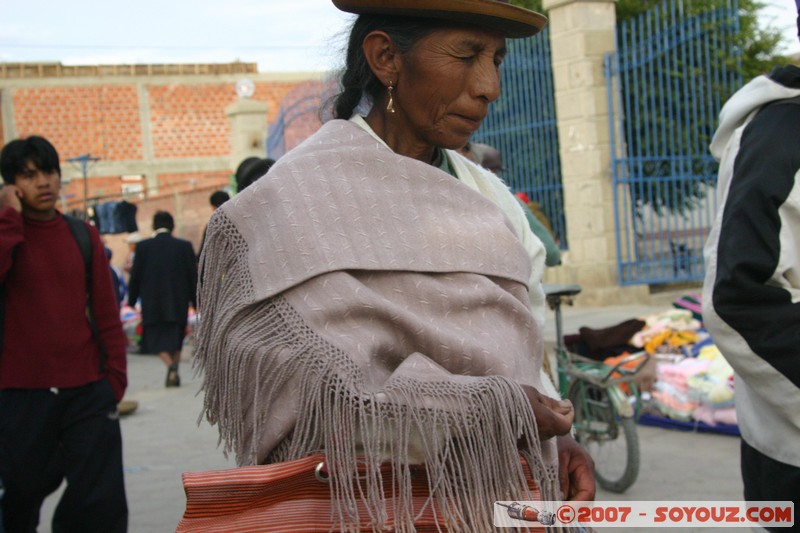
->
[127, 211, 197, 387]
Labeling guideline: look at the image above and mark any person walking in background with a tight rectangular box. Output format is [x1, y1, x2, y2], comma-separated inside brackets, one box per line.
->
[105, 247, 127, 308]
[127, 211, 197, 387]
[701, 12, 800, 515]
[197, 190, 229, 260]
[233, 156, 274, 193]
[0, 136, 128, 532]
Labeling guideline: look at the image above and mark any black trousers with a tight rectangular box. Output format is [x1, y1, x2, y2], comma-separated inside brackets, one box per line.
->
[0, 380, 127, 533]
[741, 439, 800, 532]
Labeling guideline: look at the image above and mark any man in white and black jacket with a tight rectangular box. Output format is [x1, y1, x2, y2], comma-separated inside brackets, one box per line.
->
[702, 16, 800, 513]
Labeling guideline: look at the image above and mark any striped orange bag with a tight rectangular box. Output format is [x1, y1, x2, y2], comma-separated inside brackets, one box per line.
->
[176, 453, 544, 532]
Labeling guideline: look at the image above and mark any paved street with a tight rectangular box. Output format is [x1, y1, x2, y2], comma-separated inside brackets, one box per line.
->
[35, 289, 765, 532]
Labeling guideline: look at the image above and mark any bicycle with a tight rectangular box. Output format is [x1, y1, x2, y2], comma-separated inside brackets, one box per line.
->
[543, 283, 650, 493]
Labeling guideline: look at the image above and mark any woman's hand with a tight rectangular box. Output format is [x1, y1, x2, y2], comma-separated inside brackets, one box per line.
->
[521, 385, 574, 440]
[557, 435, 596, 501]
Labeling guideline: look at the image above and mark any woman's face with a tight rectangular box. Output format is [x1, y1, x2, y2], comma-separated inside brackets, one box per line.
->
[393, 26, 506, 156]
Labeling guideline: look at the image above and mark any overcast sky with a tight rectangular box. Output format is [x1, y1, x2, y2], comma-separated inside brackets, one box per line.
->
[1, 0, 798, 73]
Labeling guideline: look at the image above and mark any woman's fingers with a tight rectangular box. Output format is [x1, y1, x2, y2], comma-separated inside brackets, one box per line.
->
[522, 385, 574, 440]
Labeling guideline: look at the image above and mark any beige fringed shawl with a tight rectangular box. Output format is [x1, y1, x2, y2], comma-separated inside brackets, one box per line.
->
[196, 118, 561, 531]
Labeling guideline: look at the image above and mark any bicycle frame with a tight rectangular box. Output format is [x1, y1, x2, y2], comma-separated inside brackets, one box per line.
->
[546, 284, 649, 418]
[544, 283, 648, 493]
[557, 350, 649, 418]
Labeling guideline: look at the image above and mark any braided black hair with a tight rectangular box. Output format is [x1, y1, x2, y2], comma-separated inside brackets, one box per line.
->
[333, 15, 446, 120]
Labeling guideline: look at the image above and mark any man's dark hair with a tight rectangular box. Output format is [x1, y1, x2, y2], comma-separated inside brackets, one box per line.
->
[209, 190, 230, 208]
[235, 157, 275, 193]
[0, 135, 61, 184]
[152, 210, 175, 232]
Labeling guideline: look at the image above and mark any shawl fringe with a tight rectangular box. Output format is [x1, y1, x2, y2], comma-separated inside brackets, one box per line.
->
[195, 211, 560, 532]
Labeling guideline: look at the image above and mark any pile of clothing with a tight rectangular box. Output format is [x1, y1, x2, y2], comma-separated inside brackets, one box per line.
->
[89, 200, 138, 235]
[641, 313, 735, 427]
[569, 293, 737, 432]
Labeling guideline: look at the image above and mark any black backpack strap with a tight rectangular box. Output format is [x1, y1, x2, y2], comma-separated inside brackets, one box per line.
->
[64, 215, 92, 275]
[0, 281, 5, 353]
[63, 215, 109, 372]
[0, 238, 20, 354]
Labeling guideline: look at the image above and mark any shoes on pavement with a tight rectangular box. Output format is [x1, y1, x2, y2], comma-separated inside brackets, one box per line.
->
[166, 364, 180, 387]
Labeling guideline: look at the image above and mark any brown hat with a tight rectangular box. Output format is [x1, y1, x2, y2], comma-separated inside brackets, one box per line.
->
[332, 0, 547, 38]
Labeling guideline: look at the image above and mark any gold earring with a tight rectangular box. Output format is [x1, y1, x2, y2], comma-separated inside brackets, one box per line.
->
[387, 82, 395, 114]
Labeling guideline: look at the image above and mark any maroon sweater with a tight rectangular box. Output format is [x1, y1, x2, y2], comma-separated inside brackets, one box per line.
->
[0, 207, 127, 401]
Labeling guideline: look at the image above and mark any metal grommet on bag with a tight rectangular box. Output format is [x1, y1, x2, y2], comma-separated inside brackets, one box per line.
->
[314, 461, 330, 483]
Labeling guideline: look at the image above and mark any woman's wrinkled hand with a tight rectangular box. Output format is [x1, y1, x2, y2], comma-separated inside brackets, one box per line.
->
[557, 435, 596, 501]
[521, 385, 574, 440]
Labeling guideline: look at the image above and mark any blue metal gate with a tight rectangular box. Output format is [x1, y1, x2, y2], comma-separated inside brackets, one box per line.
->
[474, 27, 565, 248]
[605, 0, 741, 285]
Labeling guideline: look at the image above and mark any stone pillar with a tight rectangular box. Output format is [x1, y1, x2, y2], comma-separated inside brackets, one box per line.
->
[137, 82, 159, 195]
[1, 88, 16, 140]
[541, 0, 649, 306]
[225, 97, 269, 172]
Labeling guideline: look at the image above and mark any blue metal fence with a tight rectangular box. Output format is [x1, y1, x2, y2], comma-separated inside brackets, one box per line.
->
[473, 27, 565, 248]
[606, 0, 741, 285]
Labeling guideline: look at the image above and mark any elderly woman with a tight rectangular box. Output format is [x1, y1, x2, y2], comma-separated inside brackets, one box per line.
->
[195, 0, 593, 530]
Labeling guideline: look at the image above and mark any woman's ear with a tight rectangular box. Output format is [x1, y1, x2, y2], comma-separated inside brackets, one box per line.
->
[362, 30, 399, 86]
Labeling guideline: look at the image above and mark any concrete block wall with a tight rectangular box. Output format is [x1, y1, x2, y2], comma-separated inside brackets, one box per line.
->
[541, 0, 650, 305]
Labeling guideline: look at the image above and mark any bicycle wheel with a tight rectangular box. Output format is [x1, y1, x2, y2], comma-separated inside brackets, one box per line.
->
[568, 379, 640, 493]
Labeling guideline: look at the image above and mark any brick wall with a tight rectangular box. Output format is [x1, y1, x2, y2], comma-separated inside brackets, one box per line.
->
[2, 63, 324, 271]
[157, 171, 230, 194]
[145, 80, 310, 159]
[1, 62, 325, 282]
[62, 175, 127, 205]
[8, 81, 304, 162]
[1, 64, 320, 204]
[12, 85, 143, 161]
[149, 84, 233, 159]
[61, 171, 230, 212]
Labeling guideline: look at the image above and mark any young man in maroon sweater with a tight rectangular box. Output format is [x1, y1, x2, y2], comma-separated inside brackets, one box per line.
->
[0, 136, 128, 532]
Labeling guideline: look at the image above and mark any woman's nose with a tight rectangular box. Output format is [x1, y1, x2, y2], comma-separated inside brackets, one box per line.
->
[472, 60, 502, 103]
